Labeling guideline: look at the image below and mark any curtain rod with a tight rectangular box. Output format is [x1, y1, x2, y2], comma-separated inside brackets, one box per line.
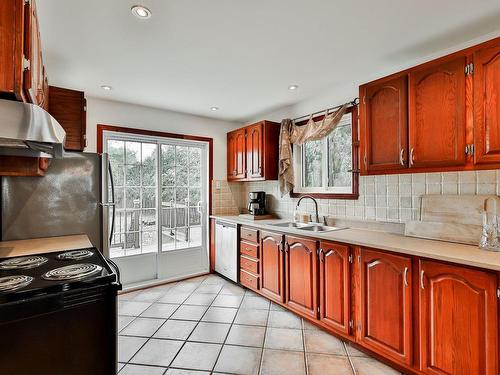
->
[292, 97, 359, 122]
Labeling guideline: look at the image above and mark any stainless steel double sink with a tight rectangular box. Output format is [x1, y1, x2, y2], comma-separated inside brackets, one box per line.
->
[270, 221, 347, 233]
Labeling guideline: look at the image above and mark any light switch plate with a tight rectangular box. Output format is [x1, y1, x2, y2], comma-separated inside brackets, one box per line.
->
[215, 181, 221, 190]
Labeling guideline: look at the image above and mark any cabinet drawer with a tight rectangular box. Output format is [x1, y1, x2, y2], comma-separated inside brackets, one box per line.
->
[240, 227, 259, 243]
[240, 242, 259, 258]
[240, 256, 259, 274]
[240, 270, 259, 290]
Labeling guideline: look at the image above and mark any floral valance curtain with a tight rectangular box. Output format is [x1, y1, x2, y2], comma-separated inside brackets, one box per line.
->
[278, 104, 347, 197]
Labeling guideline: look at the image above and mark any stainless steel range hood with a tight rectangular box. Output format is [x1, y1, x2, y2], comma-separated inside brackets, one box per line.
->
[0, 99, 66, 158]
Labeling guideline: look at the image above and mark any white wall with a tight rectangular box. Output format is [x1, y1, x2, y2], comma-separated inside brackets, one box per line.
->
[85, 97, 241, 179]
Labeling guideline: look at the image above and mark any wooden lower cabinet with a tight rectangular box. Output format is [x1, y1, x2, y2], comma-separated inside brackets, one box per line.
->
[357, 248, 413, 366]
[319, 241, 351, 336]
[285, 235, 318, 319]
[260, 231, 284, 302]
[419, 260, 498, 375]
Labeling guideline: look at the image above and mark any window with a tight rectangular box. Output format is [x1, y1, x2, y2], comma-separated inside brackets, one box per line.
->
[293, 109, 358, 197]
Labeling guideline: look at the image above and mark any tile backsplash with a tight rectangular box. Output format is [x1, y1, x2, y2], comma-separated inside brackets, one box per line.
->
[214, 170, 500, 223]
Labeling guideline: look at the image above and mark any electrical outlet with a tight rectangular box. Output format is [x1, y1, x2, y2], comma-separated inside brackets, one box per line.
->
[215, 181, 221, 190]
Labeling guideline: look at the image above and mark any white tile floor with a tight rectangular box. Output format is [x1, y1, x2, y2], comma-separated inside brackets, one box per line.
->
[118, 274, 405, 375]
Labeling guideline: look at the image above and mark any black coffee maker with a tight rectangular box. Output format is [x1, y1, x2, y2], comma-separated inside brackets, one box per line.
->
[247, 191, 266, 215]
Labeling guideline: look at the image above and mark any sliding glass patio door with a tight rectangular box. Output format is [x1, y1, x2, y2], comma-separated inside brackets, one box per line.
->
[103, 131, 209, 286]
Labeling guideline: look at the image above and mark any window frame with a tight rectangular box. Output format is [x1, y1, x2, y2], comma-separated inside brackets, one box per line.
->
[290, 106, 359, 200]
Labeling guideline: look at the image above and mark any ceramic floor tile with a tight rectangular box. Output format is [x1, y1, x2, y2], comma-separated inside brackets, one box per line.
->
[211, 294, 243, 308]
[119, 301, 153, 316]
[260, 349, 306, 375]
[304, 329, 347, 355]
[219, 284, 245, 296]
[119, 290, 141, 301]
[201, 307, 238, 323]
[118, 315, 135, 331]
[267, 310, 302, 329]
[306, 353, 353, 375]
[130, 338, 183, 367]
[234, 308, 269, 326]
[119, 363, 166, 375]
[351, 356, 401, 375]
[213, 345, 262, 375]
[225, 324, 266, 347]
[345, 343, 369, 357]
[171, 342, 222, 371]
[172, 282, 200, 293]
[165, 369, 210, 375]
[140, 303, 179, 319]
[158, 291, 191, 304]
[188, 322, 231, 343]
[240, 295, 270, 310]
[301, 319, 320, 330]
[195, 284, 223, 294]
[153, 319, 197, 340]
[120, 317, 165, 337]
[183, 293, 218, 306]
[133, 289, 166, 302]
[264, 327, 303, 351]
[201, 275, 227, 285]
[170, 305, 208, 321]
[118, 363, 125, 372]
[118, 336, 148, 362]
[269, 302, 287, 311]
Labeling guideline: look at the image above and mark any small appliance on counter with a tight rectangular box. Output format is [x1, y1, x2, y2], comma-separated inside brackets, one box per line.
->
[247, 191, 266, 216]
[0, 246, 121, 374]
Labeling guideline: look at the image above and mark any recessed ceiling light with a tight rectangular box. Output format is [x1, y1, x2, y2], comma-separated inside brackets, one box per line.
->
[101, 85, 112, 91]
[288, 84, 299, 90]
[210, 107, 219, 111]
[131, 5, 152, 19]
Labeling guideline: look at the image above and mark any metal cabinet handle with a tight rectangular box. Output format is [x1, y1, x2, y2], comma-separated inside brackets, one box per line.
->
[410, 148, 415, 166]
[399, 149, 405, 166]
[403, 267, 408, 287]
[318, 248, 324, 263]
[420, 270, 425, 289]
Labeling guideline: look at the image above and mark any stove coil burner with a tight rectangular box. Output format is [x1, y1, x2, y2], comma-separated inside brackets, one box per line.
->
[42, 263, 102, 281]
[57, 249, 94, 261]
[0, 256, 48, 270]
[0, 275, 34, 292]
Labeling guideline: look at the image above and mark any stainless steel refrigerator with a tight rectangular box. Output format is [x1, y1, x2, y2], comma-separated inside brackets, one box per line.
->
[1, 152, 115, 255]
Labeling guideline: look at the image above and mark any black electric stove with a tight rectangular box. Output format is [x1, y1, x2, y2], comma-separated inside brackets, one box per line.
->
[0, 247, 121, 375]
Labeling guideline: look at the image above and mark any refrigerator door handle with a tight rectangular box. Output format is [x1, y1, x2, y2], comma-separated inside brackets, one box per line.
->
[108, 161, 116, 246]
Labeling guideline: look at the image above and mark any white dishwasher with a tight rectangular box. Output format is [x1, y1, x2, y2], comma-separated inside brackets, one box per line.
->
[215, 220, 238, 282]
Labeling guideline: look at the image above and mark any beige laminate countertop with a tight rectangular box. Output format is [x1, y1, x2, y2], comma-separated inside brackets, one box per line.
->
[0, 234, 93, 258]
[211, 215, 500, 272]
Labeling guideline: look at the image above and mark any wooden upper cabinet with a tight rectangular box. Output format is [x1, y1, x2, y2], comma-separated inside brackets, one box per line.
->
[48, 86, 87, 151]
[360, 75, 408, 173]
[227, 121, 280, 181]
[419, 261, 498, 375]
[408, 56, 467, 168]
[285, 235, 318, 319]
[357, 248, 412, 366]
[260, 231, 285, 302]
[23, 0, 48, 109]
[319, 241, 351, 336]
[246, 123, 263, 179]
[227, 129, 246, 180]
[473, 40, 500, 164]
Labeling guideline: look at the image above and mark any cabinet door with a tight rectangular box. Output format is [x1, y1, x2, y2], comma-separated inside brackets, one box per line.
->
[409, 56, 467, 168]
[358, 248, 412, 366]
[48, 86, 86, 151]
[473, 41, 500, 164]
[285, 235, 318, 318]
[319, 241, 351, 336]
[227, 129, 246, 180]
[260, 231, 284, 302]
[246, 123, 263, 179]
[361, 76, 408, 173]
[419, 261, 498, 375]
[23, 0, 46, 107]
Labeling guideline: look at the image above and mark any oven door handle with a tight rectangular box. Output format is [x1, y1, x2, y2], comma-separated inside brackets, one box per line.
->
[105, 256, 122, 289]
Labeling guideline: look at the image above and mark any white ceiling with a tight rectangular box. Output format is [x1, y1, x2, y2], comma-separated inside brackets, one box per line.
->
[37, 0, 500, 121]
